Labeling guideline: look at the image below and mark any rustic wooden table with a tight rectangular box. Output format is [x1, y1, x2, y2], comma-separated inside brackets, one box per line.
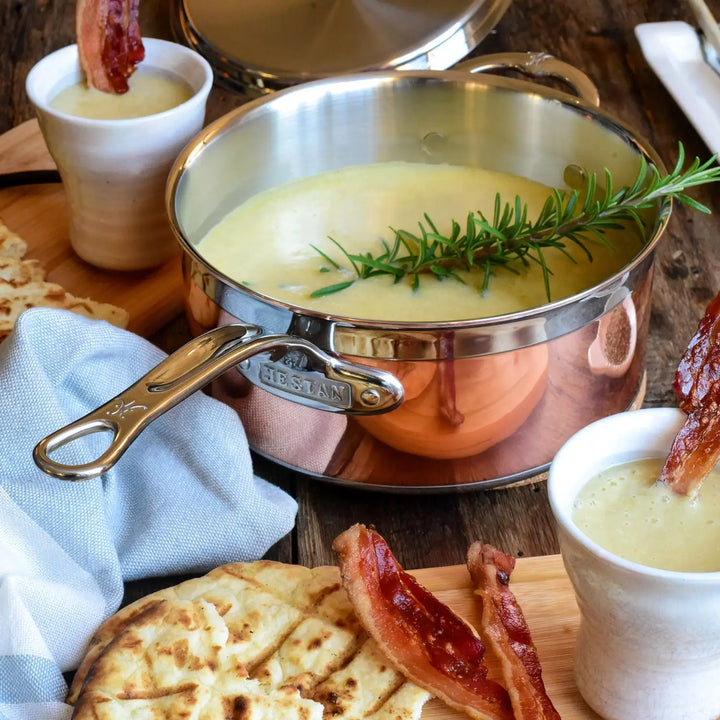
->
[3, 0, 720, 582]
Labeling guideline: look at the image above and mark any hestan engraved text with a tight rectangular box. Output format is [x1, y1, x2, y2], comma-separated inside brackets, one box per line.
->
[259, 362, 351, 408]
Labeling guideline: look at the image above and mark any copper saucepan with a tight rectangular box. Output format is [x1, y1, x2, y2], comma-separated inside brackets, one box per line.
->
[34, 53, 669, 490]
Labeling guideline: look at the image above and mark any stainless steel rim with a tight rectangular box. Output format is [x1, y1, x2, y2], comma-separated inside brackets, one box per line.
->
[168, 70, 670, 361]
[171, 0, 512, 95]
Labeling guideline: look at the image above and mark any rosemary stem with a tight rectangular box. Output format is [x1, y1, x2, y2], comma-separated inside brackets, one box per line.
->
[309, 144, 720, 300]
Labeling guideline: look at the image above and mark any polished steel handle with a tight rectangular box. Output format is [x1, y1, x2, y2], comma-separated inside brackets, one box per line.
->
[33, 323, 404, 481]
[454, 51, 600, 107]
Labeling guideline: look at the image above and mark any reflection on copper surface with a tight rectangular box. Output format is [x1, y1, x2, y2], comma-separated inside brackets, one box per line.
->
[183, 258, 653, 489]
[354, 345, 548, 460]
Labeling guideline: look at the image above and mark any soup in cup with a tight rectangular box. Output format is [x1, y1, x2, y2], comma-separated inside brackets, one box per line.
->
[548, 407, 720, 720]
[26, 38, 213, 270]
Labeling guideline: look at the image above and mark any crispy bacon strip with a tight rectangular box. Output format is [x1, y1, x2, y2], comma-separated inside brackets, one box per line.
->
[467, 543, 560, 720]
[76, 0, 144, 93]
[660, 290, 720, 494]
[333, 524, 514, 720]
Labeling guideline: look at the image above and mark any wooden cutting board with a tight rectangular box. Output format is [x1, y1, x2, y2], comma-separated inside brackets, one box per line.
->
[0, 119, 185, 337]
[412, 554, 600, 719]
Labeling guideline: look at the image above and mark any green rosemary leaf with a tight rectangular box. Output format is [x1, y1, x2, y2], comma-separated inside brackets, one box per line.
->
[396, 228, 419, 255]
[671, 142, 686, 177]
[310, 280, 356, 297]
[492, 257, 523, 274]
[615, 208, 646, 233]
[472, 216, 507, 241]
[564, 189, 580, 219]
[526, 243, 553, 300]
[310, 142, 720, 302]
[581, 227, 608, 246]
[603, 167, 614, 207]
[514, 195, 523, 230]
[465, 212, 476, 249]
[424, 213, 440, 235]
[450, 219, 461, 244]
[311, 244, 341, 269]
[582, 174, 597, 216]
[493, 192, 502, 227]
[500, 199, 512, 228]
[414, 223, 428, 272]
[627, 156, 648, 197]
[674, 194, 712, 213]
[551, 188, 566, 234]
[430, 264, 451, 277]
[349, 254, 404, 275]
[327, 236, 361, 275]
[482, 259, 492, 293]
[545, 241, 579, 265]
[516, 196, 529, 234]
[564, 234, 595, 262]
[446, 269, 467, 284]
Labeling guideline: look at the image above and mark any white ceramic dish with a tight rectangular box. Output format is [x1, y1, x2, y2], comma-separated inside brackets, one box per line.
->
[548, 407, 720, 720]
[635, 21, 720, 156]
[25, 39, 213, 271]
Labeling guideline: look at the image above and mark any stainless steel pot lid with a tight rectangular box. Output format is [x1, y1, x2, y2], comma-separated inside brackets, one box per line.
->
[171, 0, 512, 94]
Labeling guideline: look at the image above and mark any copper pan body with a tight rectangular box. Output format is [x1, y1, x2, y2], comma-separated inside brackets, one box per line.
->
[168, 66, 669, 492]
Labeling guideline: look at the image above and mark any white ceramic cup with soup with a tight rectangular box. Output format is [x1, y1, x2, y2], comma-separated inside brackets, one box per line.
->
[25, 38, 213, 271]
[548, 407, 720, 720]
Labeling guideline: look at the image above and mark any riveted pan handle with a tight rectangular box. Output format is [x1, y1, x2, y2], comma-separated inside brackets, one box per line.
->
[33, 323, 404, 481]
[454, 51, 600, 107]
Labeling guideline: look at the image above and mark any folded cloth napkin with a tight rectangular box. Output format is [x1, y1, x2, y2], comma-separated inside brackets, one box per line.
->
[0, 308, 298, 720]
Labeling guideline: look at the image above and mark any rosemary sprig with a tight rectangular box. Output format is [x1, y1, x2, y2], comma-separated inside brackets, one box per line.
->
[310, 144, 720, 301]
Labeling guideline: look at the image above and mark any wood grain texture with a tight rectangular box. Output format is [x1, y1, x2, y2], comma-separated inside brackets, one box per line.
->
[4, 0, 720, 573]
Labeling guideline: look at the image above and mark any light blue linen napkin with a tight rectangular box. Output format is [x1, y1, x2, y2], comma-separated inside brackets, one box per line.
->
[0, 308, 298, 720]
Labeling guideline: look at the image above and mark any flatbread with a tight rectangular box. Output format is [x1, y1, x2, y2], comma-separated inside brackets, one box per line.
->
[72, 598, 325, 720]
[69, 560, 430, 720]
[0, 220, 129, 339]
[0, 222, 28, 258]
[0, 256, 46, 285]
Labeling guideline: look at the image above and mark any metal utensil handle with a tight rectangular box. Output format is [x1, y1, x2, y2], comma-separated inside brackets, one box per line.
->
[33, 323, 404, 481]
[454, 51, 600, 107]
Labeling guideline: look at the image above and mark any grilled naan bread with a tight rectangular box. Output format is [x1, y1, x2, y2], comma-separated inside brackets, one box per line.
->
[0, 222, 27, 258]
[0, 281, 129, 337]
[0, 255, 46, 285]
[0, 220, 129, 339]
[69, 561, 430, 720]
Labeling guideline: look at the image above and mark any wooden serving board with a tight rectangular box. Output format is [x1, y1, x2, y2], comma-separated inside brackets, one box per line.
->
[412, 554, 600, 719]
[0, 119, 185, 337]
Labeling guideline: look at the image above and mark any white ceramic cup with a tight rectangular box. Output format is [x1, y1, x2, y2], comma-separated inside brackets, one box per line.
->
[548, 407, 720, 720]
[25, 38, 213, 271]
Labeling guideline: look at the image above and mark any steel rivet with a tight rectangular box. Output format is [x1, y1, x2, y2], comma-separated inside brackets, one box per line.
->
[421, 131, 447, 157]
[361, 389, 381, 406]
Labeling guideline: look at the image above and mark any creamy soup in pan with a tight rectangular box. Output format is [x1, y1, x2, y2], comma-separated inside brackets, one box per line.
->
[573, 458, 720, 572]
[196, 162, 644, 322]
[50, 72, 193, 119]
